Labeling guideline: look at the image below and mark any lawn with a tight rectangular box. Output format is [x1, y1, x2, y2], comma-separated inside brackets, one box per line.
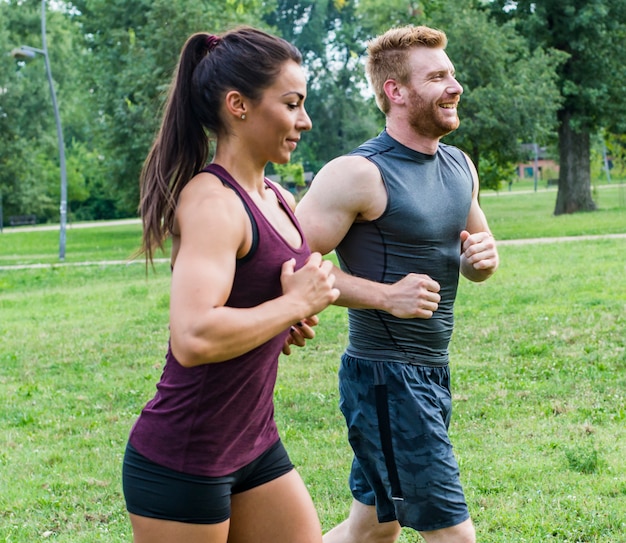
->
[480, 183, 626, 240]
[0, 188, 625, 542]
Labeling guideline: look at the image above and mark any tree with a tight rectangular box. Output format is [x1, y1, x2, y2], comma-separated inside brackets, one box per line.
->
[0, 0, 99, 223]
[70, 0, 269, 215]
[327, 0, 565, 191]
[428, 3, 566, 190]
[487, 0, 626, 214]
[264, 0, 382, 173]
[0, 0, 51, 221]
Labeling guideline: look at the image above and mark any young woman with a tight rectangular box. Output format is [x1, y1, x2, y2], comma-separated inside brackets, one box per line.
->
[122, 26, 339, 543]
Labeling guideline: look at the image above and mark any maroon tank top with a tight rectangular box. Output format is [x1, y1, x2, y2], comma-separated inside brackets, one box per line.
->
[129, 164, 310, 476]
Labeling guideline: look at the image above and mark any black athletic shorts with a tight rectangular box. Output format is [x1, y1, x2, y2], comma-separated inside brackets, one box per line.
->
[122, 439, 294, 524]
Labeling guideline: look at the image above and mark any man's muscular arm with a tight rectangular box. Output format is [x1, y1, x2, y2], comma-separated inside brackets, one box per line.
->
[297, 155, 440, 318]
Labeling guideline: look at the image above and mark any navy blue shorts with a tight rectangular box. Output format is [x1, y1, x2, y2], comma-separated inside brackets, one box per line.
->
[339, 354, 470, 532]
[122, 439, 294, 524]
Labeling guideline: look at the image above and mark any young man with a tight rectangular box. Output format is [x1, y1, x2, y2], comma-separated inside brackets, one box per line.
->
[296, 25, 499, 543]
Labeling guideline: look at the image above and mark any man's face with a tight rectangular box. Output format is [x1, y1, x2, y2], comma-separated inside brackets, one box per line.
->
[404, 47, 463, 139]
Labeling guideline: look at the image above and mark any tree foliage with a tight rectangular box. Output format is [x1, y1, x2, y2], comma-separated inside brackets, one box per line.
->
[1, 1, 60, 220]
[69, 0, 269, 215]
[271, 0, 565, 191]
[486, 0, 626, 213]
[1, 0, 620, 226]
[429, 2, 566, 190]
[264, 0, 381, 172]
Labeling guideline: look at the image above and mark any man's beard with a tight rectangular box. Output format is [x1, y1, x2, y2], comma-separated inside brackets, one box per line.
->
[407, 88, 460, 140]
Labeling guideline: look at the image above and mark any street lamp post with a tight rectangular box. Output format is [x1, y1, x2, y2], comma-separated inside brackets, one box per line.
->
[11, 0, 67, 260]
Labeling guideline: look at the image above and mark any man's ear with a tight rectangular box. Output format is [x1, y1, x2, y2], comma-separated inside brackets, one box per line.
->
[383, 78, 406, 106]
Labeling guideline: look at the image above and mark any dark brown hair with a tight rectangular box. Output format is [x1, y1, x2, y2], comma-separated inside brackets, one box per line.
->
[139, 26, 303, 263]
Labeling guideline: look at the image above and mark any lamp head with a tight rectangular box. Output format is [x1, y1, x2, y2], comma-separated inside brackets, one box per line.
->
[9, 46, 40, 61]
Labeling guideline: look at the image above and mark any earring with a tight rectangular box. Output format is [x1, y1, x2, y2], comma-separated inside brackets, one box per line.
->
[241, 114, 246, 120]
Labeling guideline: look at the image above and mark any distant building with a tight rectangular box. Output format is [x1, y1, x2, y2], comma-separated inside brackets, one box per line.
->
[518, 143, 559, 184]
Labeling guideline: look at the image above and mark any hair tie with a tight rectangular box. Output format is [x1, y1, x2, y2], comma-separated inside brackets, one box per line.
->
[205, 34, 220, 52]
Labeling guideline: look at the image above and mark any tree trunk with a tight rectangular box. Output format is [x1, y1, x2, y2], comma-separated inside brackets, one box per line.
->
[554, 110, 597, 215]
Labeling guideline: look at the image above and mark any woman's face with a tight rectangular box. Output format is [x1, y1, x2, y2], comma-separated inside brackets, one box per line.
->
[246, 60, 312, 165]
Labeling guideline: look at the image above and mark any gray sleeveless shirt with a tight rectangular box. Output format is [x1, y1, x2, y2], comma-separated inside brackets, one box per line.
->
[337, 130, 473, 366]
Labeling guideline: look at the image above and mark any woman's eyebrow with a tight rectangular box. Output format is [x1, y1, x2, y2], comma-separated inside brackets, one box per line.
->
[282, 91, 305, 100]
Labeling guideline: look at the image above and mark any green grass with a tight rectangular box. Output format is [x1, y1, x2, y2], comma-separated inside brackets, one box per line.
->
[447, 239, 626, 542]
[480, 184, 626, 240]
[0, 223, 148, 267]
[1, 194, 625, 542]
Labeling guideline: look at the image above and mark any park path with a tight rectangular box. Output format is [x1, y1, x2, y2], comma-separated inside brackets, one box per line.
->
[496, 233, 626, 245]
[0, 217, 141, 234]
[1, 217, 625, 271]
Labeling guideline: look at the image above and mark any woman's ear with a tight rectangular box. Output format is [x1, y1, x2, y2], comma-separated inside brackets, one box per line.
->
[224, 90, 247, 120]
